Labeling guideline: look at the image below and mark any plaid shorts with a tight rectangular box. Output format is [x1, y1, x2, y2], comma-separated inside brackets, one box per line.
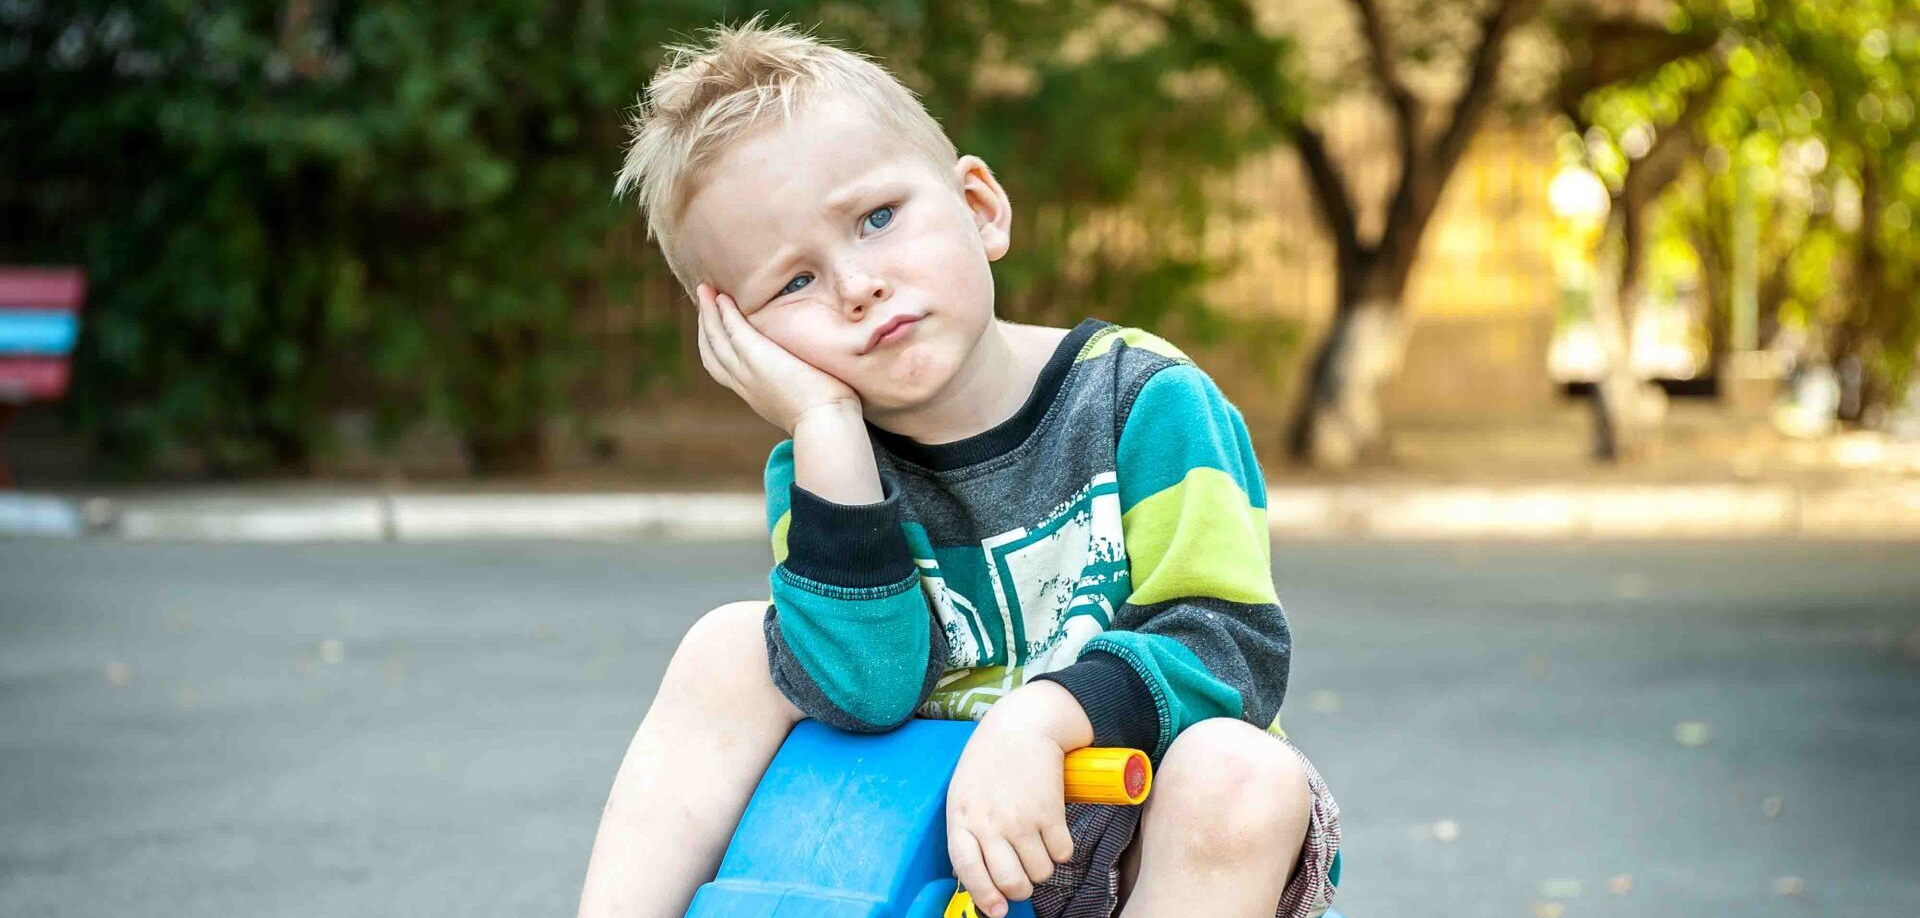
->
[1028, 733, 1341, 918]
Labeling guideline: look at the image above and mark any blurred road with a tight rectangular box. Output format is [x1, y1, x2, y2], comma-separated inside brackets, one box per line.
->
[2, 538, 1917, 917]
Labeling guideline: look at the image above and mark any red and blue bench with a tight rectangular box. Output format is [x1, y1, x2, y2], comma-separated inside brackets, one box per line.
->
[0, 267, 86, 487]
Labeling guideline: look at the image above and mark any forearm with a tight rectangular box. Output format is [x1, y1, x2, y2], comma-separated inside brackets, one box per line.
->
[981, 679, 1095, 752]
[767, 409, 940, 731]
[791, 401, 882, 505]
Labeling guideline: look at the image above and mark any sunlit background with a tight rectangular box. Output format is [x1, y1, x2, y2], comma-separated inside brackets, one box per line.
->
[3, 0, 1916, 485]
[3, 2, 1917, 917]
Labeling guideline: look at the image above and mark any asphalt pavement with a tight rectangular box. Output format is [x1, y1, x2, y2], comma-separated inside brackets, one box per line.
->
[2, 538, 1917, 917]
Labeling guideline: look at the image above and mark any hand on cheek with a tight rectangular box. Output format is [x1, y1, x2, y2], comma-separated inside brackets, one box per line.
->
[694, 283, 861, 434]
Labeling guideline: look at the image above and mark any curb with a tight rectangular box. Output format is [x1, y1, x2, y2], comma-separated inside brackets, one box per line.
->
[4, 482, 1920, 543]
[75, 492, 766, 543]
[1272, 483, 1920, 539]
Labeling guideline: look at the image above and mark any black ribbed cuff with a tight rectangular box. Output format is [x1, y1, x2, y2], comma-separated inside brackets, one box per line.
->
[1032, 651, 1160, 752]
[782, 477, 916, 589]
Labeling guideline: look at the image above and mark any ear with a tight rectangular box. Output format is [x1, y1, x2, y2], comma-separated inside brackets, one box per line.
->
[953, 155, 1012, 262]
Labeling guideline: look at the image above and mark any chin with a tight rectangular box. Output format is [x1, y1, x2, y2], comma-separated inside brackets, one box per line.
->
[859, 337, 970, 411]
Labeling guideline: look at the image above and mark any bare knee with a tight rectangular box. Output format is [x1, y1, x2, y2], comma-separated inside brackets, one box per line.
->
[672, 601, 766, 669]
[1147, 718, 1310, 867]
[656, 601, 799, 724]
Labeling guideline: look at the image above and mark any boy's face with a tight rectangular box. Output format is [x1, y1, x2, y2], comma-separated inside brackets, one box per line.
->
[676, 100, 1011, 413]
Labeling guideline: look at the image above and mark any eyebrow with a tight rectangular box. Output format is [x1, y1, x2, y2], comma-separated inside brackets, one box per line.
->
[742, 173, 914, 297]
[821, 173, 903, 215]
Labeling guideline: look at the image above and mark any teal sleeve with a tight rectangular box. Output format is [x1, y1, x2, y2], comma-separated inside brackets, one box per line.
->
[1035, 365, 1292, 760]
[761, 442, 946, 732]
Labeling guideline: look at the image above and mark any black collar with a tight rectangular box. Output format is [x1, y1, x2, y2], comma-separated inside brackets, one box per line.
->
[867, 317, 1108, 472]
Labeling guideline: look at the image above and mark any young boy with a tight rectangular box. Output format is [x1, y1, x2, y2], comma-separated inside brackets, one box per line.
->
[579, 17, 1339, 918]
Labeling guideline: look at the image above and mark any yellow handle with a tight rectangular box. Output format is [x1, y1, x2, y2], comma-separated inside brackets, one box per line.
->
[1062, 746, 1152, 805]
[945, 889, 980, 918]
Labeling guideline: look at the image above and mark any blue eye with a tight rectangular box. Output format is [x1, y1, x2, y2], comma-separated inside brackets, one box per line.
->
[778, 274, 812, 296]
[863, 205, 894, 233]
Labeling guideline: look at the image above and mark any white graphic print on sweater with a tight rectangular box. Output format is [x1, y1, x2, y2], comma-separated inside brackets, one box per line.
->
[915, 472, 1130, 721]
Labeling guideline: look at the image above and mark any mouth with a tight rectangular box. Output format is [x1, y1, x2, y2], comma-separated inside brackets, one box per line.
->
[863, 314, 923, 354]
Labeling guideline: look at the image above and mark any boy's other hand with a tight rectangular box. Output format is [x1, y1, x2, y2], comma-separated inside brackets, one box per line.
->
[695, 283, 859, 435]
[946, 713, 1080, 916]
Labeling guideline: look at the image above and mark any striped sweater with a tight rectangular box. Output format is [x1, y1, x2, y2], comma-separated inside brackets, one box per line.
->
[761, 318, 1290, 761]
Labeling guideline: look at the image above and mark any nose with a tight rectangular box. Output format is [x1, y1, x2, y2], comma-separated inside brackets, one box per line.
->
[835, 266, 890, 320]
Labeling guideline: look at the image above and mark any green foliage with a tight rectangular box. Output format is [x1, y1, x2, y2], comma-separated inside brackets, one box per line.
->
[1705, 0, 1920, 405]
[3, 0, 1298, 474]
[1574, 0, 1920, 411]
[814, 1, 1301, 358]
[2, 0, 794, 472]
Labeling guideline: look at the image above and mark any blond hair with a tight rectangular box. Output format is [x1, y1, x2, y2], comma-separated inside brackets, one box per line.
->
[616, 15, 959, 288]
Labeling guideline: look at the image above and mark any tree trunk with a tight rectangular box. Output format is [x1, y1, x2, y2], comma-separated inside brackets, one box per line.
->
[1829, 161, 1888, 420]
[1694, 223, 1732, 381]
[1287, 271, 1409, 469]
[1264, 0, 1540, 467]
[1588, 207, 1663, 461]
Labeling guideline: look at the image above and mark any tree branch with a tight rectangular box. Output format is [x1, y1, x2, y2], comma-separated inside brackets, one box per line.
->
[1554, 15, 1718, 115]
[1114, 0, 1364, 285]
[1292, 123, 1364, 276]
[1622, 80, 1714, 204]
[1347, 0, 1421, 157]
[1373, 0, 1539, 271]
[1612, 74, 1721, 366]
[1431, 0, 1541, 180]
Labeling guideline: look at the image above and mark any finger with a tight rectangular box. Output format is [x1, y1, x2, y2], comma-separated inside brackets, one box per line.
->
[982, 835, 1035, 904]
[709, 292, 759, 366]
[1011, 829, 1057, 887]
[712, 290, 751, 337]
[694, 315, 737, 391]
[948, 830, 1003, 917]
[693, 290, 730, 383]
[696, 286, 744, 378]
[1042, 819, 1075, 866]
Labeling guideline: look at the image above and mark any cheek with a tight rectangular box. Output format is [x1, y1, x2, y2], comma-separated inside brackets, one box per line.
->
[751, 312, 806, 355]
[757, 310, 845, 368]
[923, 226, 994, 308]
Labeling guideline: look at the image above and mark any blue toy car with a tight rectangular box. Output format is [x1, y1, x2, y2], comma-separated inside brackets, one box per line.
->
[683, 718, 1343, 918]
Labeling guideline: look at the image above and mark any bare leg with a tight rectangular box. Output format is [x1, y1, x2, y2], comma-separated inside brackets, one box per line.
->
[577, 601, 805, 918]
[1115, 718, 1312, 918]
